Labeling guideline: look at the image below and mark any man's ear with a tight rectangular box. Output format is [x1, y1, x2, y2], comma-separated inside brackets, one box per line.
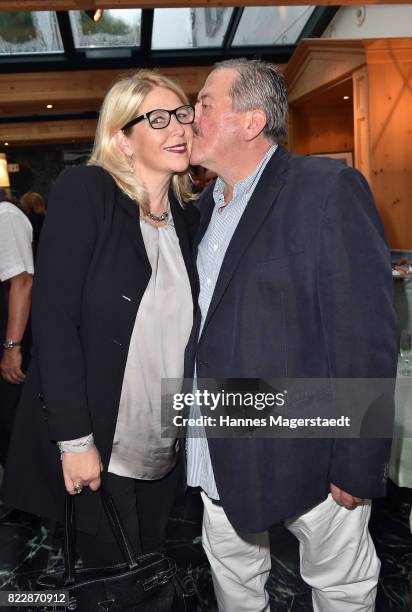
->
[244, 109, 267, 141]
[113, 129, 133, 156]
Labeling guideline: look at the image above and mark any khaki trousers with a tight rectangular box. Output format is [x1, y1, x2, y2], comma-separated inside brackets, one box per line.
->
[201, 492, 380, 612]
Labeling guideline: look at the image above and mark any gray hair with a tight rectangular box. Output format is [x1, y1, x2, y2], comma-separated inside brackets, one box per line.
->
[213, 58, 288, 143]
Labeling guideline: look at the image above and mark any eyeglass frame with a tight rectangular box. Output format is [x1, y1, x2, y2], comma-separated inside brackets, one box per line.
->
[121, 104, 195, 131]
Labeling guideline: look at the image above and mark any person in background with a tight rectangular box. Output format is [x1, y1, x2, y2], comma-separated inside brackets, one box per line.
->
[2, 70, 198, 567]
[20, 191, 46, 254]
[0, 187, 34, 498]
[185, 58, 397, 612]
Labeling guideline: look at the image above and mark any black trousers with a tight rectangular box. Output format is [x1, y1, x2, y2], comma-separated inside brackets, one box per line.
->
[76, 459, 182, 567]
[0, 378, 21, 467]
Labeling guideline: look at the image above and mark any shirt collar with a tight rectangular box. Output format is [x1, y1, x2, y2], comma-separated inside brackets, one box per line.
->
[213, 142, 278, 207]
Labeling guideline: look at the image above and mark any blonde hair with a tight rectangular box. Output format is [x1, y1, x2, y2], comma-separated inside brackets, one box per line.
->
[89, 70, 194, 212]
[20, 191, 46, 215]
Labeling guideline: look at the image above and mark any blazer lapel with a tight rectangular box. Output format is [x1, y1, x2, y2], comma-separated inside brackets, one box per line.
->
[115, 187, 150, 267]
[199, 146, 290, 341]
[193, 184, 216, 264]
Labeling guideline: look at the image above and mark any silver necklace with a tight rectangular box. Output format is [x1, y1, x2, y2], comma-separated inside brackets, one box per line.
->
[144, 209, 169, 223]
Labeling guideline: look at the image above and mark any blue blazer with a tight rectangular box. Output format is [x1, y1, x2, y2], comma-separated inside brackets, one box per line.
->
[185, 146, 397, 532]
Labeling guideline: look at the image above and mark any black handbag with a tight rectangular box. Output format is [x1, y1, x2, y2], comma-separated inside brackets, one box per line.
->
[34, 487, 201, 612]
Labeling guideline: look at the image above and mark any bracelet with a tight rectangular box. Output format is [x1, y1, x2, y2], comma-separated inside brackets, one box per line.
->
[57, 433, 94, 458]
[3, 339, 22, 350]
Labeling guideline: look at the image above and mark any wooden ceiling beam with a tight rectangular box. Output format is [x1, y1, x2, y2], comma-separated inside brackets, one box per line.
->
[1, 0, 411, 9]
[0, 119, 97, 145]
[0, 66, 212, 115]
[0, 65, 214, 144]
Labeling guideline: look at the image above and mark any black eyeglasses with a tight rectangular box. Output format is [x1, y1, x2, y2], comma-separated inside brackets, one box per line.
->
[121, 105, 195, 131]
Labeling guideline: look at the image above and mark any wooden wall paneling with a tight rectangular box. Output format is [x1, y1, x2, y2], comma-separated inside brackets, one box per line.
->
[352, 66, 371, 183]
[289, 105, 354, 155]
[286, 108, 295, 152]
[286, 37, 412, 249]
[285, 40, 365, 104]
[364, 40, 412, 248]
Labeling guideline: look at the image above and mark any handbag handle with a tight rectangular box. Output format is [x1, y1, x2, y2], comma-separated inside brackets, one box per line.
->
[63, 486, 141, 586]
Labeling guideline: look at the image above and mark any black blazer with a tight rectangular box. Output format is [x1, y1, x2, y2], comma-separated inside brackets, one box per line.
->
[185, 146, 397, 532]
[2, 165, 198, 532]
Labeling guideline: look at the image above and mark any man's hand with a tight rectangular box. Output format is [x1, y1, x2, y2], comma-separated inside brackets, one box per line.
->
[62, 446, 103, 495]
[0, 347, 25, 384]
[330, 483, 364, 509]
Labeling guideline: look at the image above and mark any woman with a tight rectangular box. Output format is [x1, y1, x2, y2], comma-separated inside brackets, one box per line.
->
[2, 70, 198, 567]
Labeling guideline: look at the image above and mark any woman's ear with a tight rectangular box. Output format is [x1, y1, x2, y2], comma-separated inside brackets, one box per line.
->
[113, 129, 133, 156]
[244, 109, 267, 141]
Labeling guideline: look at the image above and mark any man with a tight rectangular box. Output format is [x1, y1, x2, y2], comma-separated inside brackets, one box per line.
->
[185, 59, 397, 611]
[0, 187, 34, 472]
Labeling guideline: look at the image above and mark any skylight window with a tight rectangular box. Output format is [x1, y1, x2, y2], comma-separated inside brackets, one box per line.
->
[0, 12, 63, 55]
[69, 9, 141, 49]
[232, 6, 316, 46]
[152, 8, 233, 50]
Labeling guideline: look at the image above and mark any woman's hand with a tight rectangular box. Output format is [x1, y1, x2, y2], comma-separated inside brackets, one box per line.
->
[61, 446, 103, 495]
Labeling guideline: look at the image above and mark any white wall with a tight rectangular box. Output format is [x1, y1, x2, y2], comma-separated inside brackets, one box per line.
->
[322, 4, 412, 39]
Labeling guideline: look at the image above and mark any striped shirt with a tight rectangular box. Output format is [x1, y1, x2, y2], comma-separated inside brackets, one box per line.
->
[186, 143, 278, 499]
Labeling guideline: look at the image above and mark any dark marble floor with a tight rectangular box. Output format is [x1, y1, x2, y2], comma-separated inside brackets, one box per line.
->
[0, 482, 411, 612]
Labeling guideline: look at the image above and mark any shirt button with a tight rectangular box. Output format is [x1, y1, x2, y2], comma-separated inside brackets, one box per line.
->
[213, 244, 219, 252]
[206, 278, 211, 286]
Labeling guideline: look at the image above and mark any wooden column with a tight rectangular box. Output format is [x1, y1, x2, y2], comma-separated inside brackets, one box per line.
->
[364, 39, 412, 248]
[285, 37, 412, 249]
[352, 66, 371, 184]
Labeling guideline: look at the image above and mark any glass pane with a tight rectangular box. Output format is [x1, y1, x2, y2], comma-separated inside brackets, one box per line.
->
[152, 8, 233, 49]
[232, 6, 316, 46]
[0, 11, 63, 55]
[69, 9, 141, 48]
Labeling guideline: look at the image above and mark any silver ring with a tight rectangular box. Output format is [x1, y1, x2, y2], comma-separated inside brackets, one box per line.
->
[73, 483, 83, 495]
